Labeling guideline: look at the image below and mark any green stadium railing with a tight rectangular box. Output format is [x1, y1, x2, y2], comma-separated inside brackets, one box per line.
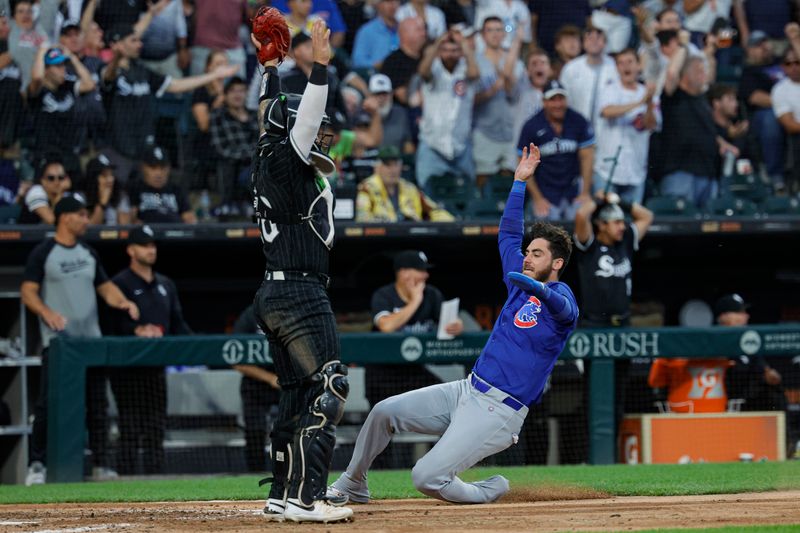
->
[46, 326, 800, 482]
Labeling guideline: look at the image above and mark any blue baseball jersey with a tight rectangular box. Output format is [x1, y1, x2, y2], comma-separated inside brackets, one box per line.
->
[472, 180, 578, 406]
[516, 109, 594, 205]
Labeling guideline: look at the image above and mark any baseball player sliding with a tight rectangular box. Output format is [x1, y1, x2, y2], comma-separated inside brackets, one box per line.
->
[328, 144, 579, 504]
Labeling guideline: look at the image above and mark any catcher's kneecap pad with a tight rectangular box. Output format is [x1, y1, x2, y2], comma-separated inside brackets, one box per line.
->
[252, 6, 291, 64]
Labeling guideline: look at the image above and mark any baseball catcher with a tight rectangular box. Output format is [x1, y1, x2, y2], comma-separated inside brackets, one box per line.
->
[249, 18, 351, 524]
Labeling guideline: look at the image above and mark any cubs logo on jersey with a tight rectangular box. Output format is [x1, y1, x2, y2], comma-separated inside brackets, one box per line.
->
[514, 296, 542, 328]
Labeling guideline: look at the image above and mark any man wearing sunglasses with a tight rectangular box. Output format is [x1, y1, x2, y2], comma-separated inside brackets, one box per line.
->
[17, 155, 73, 225]
[771, 22, 800, 194]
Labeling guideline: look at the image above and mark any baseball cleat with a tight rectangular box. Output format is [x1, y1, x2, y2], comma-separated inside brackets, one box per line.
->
[324, 489, 349, 506]
[263, 497, 285, 522]
[283, 498, 353, 523]
[328, 473, 370, 503]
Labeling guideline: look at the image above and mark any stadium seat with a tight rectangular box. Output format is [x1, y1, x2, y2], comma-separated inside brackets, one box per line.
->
[427, 173, 476, 213]
[482, 173, 512, 200]
[761, 196, 800, 215]
[644, 196, 698, 217]
[465, 198, 505, 220]
[401, 153, 416, 183]
[706, 196, 758, 217]
[725, 173, 769, 202]
[0, 204, 20, 224]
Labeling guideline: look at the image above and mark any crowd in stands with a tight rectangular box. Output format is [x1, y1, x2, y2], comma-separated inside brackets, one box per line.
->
[0, 0, 799, 225]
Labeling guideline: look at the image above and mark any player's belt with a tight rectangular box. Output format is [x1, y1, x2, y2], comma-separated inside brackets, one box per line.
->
[264, 270, 330, 287]
[469, 373, 525, 411]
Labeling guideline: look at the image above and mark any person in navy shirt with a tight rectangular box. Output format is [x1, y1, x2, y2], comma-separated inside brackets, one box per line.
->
[328, 143, 578, 505]
[517, 79, 595, 220]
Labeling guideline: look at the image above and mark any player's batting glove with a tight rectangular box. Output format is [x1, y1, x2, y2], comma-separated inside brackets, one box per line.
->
[508, 272, 551, 299]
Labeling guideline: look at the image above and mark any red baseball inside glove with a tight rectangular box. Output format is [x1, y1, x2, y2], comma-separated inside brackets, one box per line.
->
[252, 6, 291, 65]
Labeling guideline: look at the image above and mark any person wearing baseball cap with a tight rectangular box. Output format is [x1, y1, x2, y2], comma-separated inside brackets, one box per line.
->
[516, 78, 595, 220]
[83, 154, 131, 225]
[28, 44, 96, 181]
[356, 146, 454, 222]
[129, 145, 196, 224]
[573, 190, 653, 328]
[107, 223, 191, 476]
[20, 193, 139, 485]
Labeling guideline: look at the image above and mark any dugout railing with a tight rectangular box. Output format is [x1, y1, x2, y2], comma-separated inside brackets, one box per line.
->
[44, 326, 800, 483]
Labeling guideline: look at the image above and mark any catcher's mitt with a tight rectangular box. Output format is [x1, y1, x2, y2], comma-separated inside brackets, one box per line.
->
[252, 6, 291, 65]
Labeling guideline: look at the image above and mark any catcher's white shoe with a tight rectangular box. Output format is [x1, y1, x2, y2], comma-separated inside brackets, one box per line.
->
[263, 497, 286, 522]
[283, 498, 353, 523]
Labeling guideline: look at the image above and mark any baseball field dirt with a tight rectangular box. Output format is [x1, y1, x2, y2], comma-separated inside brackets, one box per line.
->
[1, 490, 798, 532]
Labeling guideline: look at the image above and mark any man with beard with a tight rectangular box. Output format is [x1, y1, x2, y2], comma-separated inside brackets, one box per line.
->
[369, 74, 413, 153]
[328, 144, 578, 504]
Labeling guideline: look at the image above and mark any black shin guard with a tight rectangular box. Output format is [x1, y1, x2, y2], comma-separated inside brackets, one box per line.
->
[287, 361, 349, 505]
[266, 426, 294, 501]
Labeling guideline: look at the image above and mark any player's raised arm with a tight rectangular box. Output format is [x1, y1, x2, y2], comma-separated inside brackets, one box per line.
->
[290, 20, 330, 161]
[498, 144, 541, 280]
[251, 6, 291, 137]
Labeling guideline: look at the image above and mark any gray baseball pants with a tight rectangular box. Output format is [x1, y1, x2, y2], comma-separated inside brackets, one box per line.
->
[338, 373, 528, 503]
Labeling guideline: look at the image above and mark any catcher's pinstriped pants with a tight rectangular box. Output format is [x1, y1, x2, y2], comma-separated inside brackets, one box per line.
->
[339, 374, 528, 503]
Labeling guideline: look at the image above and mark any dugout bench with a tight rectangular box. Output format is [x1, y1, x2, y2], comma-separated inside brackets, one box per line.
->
[40, 326, 800, 483]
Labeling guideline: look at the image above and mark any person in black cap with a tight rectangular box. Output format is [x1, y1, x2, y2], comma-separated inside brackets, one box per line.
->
[106, 225, 192, 474]
[356, 146, 454, 222]
[128, 145, 196, 224]
[364, 249, 464, 409]
[21, 196, 139, 484]
[101, 22, 239, 182]
[83, 154, 130, 225]
[27, 45, 96, 178]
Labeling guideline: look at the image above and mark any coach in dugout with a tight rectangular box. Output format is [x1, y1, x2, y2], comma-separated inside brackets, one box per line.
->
[106, 225, 192, 475]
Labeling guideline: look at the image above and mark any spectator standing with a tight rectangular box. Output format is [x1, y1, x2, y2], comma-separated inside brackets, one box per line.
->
[738, 31, 785, 191]
[107, 225, 192, 474]
[282, 31, 348, 120]
[416, 30, 479, 190]
[370, 74, 413, 153]
[590, 0, 633, 54]
[573, 193, 653, 328]
[380, 16, 426, 108]
[733, 0, 794, 52]
[189, 0, 248, 76]
[139, 0, 190, 78]
[440, 0, 477, 28]
[21, 196, 139, 485]
[28, 47, 95, 178]
[82, 153, 131, 225]
[595, 48, 659, 204]
[559, 25, 619, 132]
[529, 0, 591, 55]
[474, 0, 531, 50]
[128, 146, 196, 224]
[660, 52, 737, 207]
[516, 80, 595, 220]
[364, 250, 463, 407]
[337, 0, 368, 53]
[473, 17, 523, 186]
[190, 50, 228, 189]
[18, 155, 72, 225]
[101, 24, 239, 183]
[510, 48, 550, 164]
[356, 146, 454, 222]
[283, 0, 324, 38]
[551, 25, 582, 80]
[231, 304, 281, 473]
[210, 76, 259, 212]
[683, 0, 732, 48]
[350, 0, 399, 69]
[771, 24, 800, 192]
[3, 0, 58, 90]
[396, 0, 447, 41]
[92, 0, 146, 32]
[271, 0, 347, 48]
[0, 9, 23, 154]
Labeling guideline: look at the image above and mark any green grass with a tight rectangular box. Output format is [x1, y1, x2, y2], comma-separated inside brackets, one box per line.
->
[1, 461, 798, 505]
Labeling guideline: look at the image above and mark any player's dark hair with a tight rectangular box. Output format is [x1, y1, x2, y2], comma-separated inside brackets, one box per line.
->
[523, 222, 572, 277]
[482, 16, 503, 30]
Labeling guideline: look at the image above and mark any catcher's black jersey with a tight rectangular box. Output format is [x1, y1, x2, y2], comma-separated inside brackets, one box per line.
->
[252, 139, 333, 274]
